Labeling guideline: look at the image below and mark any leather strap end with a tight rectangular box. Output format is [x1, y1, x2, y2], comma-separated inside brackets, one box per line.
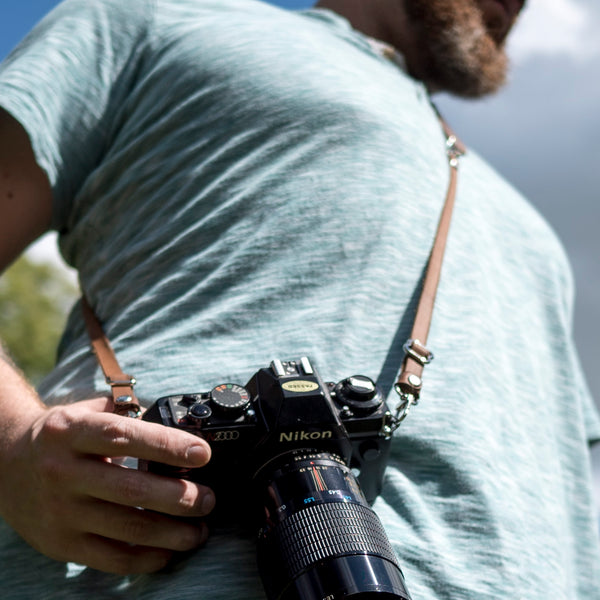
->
[395, 363, 424, 399]
[82, 297, 142, 418]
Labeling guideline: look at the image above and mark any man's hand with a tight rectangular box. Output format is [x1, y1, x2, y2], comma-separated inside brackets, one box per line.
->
[0, 396, 215, 575]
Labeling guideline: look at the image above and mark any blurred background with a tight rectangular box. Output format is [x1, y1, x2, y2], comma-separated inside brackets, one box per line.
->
[1, 0, 599, 514]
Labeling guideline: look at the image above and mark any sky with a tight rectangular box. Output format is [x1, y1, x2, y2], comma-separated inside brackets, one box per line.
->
[1, 0, 600, 497]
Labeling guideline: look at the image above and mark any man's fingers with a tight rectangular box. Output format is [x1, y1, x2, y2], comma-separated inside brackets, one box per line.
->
[74, 459, 216, 517]
[65, 407, 211, 467]
[76, 500, 209, 552]
[68, 534, 175, 575]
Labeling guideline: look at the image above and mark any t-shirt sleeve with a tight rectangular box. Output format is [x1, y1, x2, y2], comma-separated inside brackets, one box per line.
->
[0, 0, 155, 232]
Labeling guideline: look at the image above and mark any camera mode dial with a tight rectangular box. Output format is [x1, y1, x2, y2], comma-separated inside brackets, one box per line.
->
[334, 376, 383, 416]
[210, 384, 250, 416]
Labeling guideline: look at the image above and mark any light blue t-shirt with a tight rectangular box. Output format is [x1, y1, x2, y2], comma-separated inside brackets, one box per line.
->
[1, 0, 599, 598]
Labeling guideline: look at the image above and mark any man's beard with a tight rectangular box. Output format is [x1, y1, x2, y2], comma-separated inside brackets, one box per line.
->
[405, 0, 510, 98]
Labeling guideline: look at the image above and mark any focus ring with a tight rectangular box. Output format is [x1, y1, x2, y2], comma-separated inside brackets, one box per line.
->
[268, 502, 399, 580]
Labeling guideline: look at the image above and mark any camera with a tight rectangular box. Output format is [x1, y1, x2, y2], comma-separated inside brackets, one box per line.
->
[140, 357, 411, 600]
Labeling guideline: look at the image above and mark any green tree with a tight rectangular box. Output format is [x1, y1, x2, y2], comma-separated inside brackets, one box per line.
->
[0, 256, 77, 384]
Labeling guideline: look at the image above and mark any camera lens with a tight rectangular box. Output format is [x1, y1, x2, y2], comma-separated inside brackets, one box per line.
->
[255, 451, 411, 600]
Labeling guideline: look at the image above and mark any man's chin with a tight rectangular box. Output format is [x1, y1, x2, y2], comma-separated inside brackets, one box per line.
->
[425, 51, 509, 98]
[405, 0, 511, 98]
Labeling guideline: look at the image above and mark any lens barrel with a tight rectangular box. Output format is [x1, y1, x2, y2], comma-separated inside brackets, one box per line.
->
[256, 452, 411, 600]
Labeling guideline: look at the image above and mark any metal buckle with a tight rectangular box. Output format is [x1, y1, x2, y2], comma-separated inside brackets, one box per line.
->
[402, 339, 434, 365]
[113, 395, 142, 419]
[446, 135, 464, 169]
[389, 389, 417, 433]
[105, 376, 137, 387]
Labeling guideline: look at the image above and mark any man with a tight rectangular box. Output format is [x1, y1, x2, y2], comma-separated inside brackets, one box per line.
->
[0, 0, 598, 598]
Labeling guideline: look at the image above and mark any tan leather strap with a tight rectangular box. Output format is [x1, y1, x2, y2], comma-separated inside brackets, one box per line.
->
[393, 121, 464, 411]
[81, 298, 141, 418]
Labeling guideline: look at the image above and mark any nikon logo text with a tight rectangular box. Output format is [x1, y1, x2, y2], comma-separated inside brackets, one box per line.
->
[282, 380, 319, 393]
[279, 430, 333, 442]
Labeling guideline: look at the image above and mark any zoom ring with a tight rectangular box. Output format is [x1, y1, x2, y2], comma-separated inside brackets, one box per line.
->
[271, 502, 399, 580]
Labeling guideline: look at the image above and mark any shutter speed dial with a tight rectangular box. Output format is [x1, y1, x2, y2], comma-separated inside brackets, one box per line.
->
[210, 383, 251, 416]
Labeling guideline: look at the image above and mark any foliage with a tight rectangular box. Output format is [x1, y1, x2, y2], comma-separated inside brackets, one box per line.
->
[0, 256, 77, 384]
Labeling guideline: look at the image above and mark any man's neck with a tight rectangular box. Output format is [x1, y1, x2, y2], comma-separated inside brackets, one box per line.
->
[313, 0, 418, 74]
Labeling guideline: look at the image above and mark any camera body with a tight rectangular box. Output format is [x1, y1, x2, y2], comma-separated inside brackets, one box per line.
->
[141, 357, 392, 505]
[140, 358, 411, 600]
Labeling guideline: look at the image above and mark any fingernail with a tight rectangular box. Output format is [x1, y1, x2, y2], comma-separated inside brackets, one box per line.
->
[201, 491, 216, 515]
[187, 444, 209, 465]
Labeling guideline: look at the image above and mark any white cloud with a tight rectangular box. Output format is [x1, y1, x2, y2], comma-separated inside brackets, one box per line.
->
[508, 0, 600, 61]
[26, 232, 78, 284]
[26, 232, 62, 265]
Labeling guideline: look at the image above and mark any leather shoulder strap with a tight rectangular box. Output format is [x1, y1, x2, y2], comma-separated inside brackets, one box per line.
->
[81, 298, 141, 418]
[391, 119, 464, 426]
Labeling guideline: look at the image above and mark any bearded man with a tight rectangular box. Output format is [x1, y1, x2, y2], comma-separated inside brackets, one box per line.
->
[0, 0, 598, 598]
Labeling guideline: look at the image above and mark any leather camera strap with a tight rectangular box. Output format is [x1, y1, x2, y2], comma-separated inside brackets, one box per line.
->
[81, 117, 464, 423]
[391, 118, 465, 426]
[81, 298, 141, 418]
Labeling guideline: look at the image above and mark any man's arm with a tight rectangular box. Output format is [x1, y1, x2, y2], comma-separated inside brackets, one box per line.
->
[0, 108, 53, 272]
[0, 109, 216, 573]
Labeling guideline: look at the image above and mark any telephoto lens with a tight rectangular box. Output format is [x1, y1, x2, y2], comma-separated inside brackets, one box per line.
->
[256, 451, 411, 600]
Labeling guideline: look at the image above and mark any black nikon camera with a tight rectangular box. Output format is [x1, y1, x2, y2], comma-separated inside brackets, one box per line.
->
[140, 357, 411, 600]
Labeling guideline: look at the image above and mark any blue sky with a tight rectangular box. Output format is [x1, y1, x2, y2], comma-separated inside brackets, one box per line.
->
[2, 0, 600, 495]
[1, 1, 64, 58]
[0, 0, 311, 59]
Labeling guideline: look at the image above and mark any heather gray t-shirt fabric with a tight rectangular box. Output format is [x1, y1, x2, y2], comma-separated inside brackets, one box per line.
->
[1, 0, 599, 597]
